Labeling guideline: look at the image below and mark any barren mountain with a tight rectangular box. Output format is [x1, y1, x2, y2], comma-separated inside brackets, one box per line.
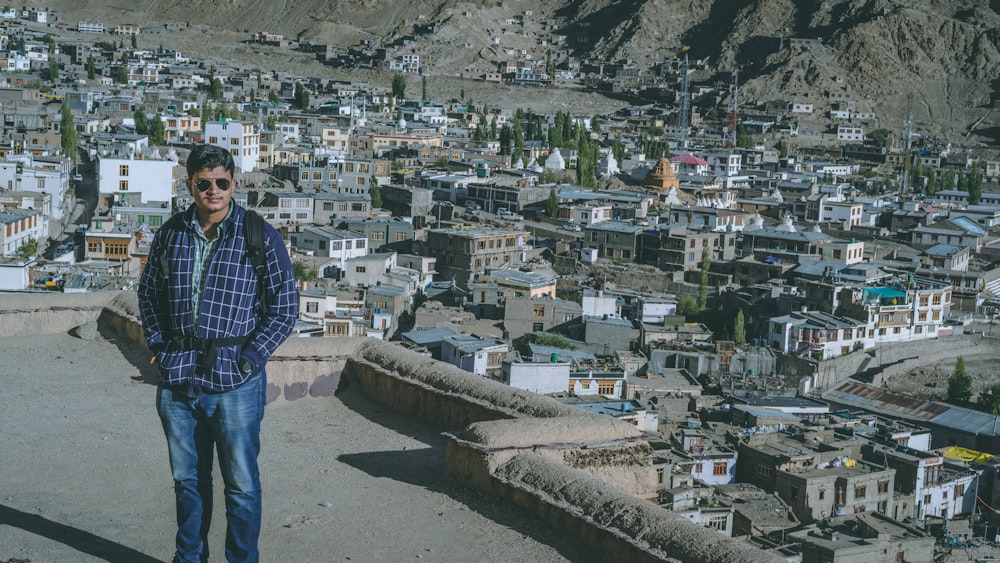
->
[28, 0, 1000, 144]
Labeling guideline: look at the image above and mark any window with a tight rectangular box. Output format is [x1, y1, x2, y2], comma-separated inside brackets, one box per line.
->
[119, 165, 129, 176]
[119, 180, 129, 191]
[708, 514, 727, 531]
[598, 381, 615, 395]
[306, 302, 318, 313]
[533, 305, 545, 317]
[879, 481, 889, 494]
[371, 231, 385, 241]
[149, 216, 162, 228]
[713, 462, 727, 476]
[355, 266, 366, 273]
[955, 484, 965, 497]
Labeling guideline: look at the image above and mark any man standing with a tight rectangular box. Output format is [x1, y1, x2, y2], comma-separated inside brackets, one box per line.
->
[138, 144, 297, 563]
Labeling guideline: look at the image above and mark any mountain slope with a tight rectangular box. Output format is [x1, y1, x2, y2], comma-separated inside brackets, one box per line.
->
[28, 0, 1000, 143]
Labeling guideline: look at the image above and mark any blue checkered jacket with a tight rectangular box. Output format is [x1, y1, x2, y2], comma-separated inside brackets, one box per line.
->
[137, 204, 298, 391]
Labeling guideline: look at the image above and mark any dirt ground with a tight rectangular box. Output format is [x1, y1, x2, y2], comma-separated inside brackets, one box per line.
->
[883, 322, 1000, 402]
[0, 331, 595, 563]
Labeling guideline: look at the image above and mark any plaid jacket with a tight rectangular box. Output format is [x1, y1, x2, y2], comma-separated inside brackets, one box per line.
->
[137, 204, 297, 391]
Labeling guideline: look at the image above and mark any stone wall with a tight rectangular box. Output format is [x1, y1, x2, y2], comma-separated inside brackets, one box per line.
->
[0, 292, 115, 338]
[93, 291, 785, 562]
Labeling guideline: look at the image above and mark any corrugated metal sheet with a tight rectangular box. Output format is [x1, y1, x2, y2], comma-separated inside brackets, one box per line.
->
[824, 380, 1000, 437]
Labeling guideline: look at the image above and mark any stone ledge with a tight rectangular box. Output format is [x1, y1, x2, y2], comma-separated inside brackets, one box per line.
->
[91, 292, 779, 562]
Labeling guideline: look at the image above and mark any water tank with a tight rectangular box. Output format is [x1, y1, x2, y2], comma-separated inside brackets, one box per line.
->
[550, 353, 559, 363]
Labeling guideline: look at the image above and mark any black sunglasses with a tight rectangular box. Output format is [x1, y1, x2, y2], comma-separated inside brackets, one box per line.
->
[194, 178, 233, 192]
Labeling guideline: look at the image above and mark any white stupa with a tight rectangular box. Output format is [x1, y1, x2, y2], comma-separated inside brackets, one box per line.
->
[544, 147, 565, 171]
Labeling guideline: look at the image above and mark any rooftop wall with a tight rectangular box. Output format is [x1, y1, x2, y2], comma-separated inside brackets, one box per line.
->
[91, 291, 780, 562]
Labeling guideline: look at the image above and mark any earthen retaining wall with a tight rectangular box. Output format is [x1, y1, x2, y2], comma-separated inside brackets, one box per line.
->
[51, 291, 783, 562]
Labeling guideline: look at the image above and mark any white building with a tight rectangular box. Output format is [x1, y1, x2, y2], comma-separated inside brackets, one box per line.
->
[0, 258, 33, 290]
[97, 154, 177, 207]
[581, 288, 620, 318]
[441, 334, 509, 376]
[204, 120, 260, 173]
[289, 226, 368, 278]
[501, 361, 570, 394]
[0, 209, 44, 257]
[0, 156, 71, 222]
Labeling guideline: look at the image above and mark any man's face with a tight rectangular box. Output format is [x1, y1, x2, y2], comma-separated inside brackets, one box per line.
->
[188, 166, 234, 217]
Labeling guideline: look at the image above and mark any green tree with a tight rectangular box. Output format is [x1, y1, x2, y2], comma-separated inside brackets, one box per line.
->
[391, 73, 406, 99]
[148, 115, 165, 145]
[778, 139, 788, 159]
[267, 89, 279, 104]
[293, 82, 309, 110]
[133, 107, 148, 133]
[947, 356, 972, 405]
[979, 383, 1000, 415]
[546, 188, 559, 218]
[968, 169, 983, 205]
[368, 176, 382, 208]
[131, 33, 137, 49]
[86, 55, 95, 80]
[498, 124, 513, 155]
[115, 65, 128, 84]
[697, 246, 710, 311]
[291, 259, 318, 282]
[474, 114, 489, 141]
[677, 294, 699, 317]
[591, 116, 601, 133]
[60, 100, 76, 162]
[17, 237, 38, 258]
[512, 118, 524, 160]
[48, 57, 59, 83]
[733, 309, 747, 346]
[421, 74, 427, 101]
[208, 77, 223, 100]
[868, 128, 890, 148]
[735, 123, 753, 148]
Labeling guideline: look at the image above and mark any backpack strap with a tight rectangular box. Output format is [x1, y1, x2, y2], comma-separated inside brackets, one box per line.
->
[243, 209, 269, 314]
[156, 212, 187, 282]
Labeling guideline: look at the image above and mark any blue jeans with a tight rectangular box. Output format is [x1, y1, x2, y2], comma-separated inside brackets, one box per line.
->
[157, 374, 266, 563]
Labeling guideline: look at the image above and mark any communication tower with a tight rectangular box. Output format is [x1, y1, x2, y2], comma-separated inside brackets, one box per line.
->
[676, 47, 691, 150]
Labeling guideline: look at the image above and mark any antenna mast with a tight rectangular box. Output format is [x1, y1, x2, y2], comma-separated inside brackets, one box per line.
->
[726, 69, 740, 148]
[676, 47, 691, 151]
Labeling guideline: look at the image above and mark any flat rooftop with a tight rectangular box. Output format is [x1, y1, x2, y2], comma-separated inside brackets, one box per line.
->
[0, 331, 593, 562]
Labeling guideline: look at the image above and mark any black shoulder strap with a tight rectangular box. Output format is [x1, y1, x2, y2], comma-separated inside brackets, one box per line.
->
[243, 209, 269, 313]
[156, 212, 187, 280]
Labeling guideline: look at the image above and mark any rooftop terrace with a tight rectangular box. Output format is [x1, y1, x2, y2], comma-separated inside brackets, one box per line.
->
[0, 292, 783, 563]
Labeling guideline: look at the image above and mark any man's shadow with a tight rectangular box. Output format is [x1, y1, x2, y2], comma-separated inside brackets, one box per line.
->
[0, 504, 160, 563]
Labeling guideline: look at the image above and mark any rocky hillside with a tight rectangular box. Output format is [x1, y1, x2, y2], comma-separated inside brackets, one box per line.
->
[27, 0, 1000, 144]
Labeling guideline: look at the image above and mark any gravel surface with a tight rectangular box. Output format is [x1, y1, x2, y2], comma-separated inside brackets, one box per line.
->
[0, 331, 597, 563]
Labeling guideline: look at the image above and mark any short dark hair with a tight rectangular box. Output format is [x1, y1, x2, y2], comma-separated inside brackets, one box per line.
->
[187, 144, 235, 177]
